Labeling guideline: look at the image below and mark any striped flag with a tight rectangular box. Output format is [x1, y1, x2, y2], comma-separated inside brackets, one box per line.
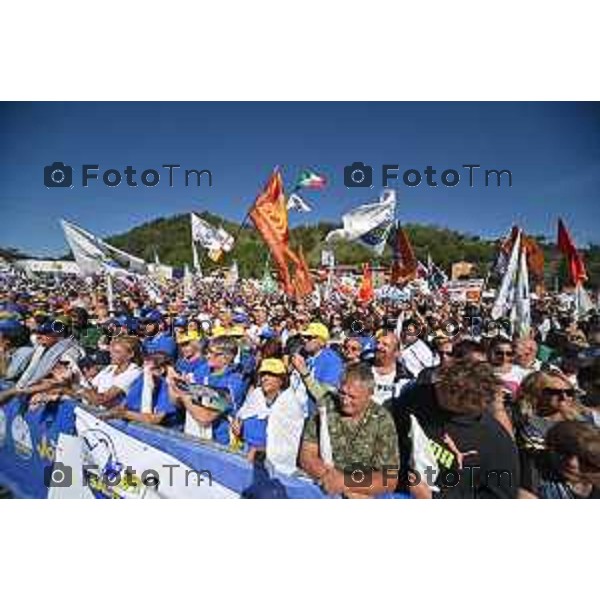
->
[296, 169, 327, 190]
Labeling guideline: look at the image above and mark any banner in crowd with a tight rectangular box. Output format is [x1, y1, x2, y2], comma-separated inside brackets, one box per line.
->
[0, 395, 325, 499]
[16, 259, 81, 276]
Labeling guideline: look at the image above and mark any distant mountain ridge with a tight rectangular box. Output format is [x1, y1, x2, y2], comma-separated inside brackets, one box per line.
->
[4, 212, 599, 287]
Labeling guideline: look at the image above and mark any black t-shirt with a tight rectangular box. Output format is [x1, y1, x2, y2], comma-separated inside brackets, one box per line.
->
[391, 383, 520, 499]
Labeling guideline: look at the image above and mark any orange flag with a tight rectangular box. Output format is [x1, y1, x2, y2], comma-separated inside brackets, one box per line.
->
[358, 263, 374, 303]
[502, 225, 545, 280]
[249, 170, 294, 293]
[390, 223, 417, 285]
[558, 218, 587, 285]
[290, 245, 314, 298]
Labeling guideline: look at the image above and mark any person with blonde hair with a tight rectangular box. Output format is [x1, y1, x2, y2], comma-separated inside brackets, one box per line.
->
[75, 335, 142, 407]
[513, 368, 598, 498]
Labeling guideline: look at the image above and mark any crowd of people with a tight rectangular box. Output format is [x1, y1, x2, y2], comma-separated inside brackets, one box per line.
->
[1, 271, 599, 499]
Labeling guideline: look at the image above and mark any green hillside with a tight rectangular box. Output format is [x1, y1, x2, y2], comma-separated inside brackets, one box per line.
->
[103, 212, 600, 289]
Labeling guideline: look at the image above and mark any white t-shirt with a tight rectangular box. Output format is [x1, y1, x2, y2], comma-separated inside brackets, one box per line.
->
[184, 412, 213, 441]
[92, 363, 142, 394]
[372, 367, 411, 406]
[237, 387, 305, 475]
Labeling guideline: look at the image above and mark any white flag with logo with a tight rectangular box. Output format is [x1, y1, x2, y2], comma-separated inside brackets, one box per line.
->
[191, 213, 234, 253]
[325, 190, 396, 246]
[515, 245, 531, 338]
[287, 193, 313, 213]
[491, 229, 521, 321]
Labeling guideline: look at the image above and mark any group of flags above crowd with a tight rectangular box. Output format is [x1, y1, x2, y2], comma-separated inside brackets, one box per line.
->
[57, 167, 593, 329]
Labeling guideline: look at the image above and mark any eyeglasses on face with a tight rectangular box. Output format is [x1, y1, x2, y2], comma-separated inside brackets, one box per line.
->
[541, 387, 576, 400]
[493, 350, 513, 357]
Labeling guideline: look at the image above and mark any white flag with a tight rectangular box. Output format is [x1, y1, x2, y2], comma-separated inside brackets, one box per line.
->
[321, 248, 335, 268]
[191, 213, 234, 253]
[574, 283, 594, 318]
[325, 189, 396, 249]
[183, 263, 194, 298]
[491, 229, 521, 321]
[61, 219, 147, 276]
[287, 193, 313, 213]
[225, 261, 239, 287]
[515, 245, 531, 338]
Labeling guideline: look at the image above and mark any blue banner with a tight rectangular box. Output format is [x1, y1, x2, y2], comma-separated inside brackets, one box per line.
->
[0, 394, 327, 499]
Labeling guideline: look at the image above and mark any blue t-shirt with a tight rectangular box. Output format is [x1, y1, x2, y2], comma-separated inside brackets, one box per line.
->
[122, 374, 177, 420]
[176, 356, 207, 381]
[142, 333, 177, 359]
[308, 347, 343, 387]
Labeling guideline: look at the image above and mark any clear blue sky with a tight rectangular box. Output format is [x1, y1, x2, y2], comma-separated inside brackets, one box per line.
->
[1, 101, 599, 257]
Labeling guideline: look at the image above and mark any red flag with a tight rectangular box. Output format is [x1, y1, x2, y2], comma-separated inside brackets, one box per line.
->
[557, 218, 587, 285]
[358, 263, 374, 303]
[390, 224, 417, 285]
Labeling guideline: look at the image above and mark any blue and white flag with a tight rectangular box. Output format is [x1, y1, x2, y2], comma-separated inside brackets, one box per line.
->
[325, 190, 396, 255]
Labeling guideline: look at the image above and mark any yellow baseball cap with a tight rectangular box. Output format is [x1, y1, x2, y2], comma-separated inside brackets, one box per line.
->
[301, 322, 330, 342]
[258, 358, 286, 376]
[227, 325, 246, 337]
[177, 332, 200, 344]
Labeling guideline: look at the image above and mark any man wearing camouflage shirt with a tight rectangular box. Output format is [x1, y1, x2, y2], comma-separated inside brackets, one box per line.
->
[299, 363, 400, 498]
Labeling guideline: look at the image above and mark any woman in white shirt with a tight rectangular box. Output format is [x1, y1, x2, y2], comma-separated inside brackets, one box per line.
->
[78, 336, 142, 407]
[232, 358, 305, 475]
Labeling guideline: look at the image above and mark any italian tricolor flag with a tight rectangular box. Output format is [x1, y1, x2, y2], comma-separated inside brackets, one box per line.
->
[296, 169, 327, 189]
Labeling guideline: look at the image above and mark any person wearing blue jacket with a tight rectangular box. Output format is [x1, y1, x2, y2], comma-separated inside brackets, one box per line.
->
[302, 322, 344, 387]
[140, 309, 177, 359]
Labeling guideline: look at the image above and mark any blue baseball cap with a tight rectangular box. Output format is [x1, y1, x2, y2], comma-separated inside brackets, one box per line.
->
[140, 309, 163, 323]
[173, 316, 188, 327]
[35, 320, 65, 336]
[0, 319, 22, 333]
[260, 327, 276, 340]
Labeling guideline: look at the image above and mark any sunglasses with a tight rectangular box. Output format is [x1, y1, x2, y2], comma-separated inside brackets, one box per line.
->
[493, 350, 513, 357]
[541, 387, 576, 400]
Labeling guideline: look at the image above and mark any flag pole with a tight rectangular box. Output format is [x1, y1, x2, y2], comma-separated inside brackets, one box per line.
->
[106, 271, 115, 316]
